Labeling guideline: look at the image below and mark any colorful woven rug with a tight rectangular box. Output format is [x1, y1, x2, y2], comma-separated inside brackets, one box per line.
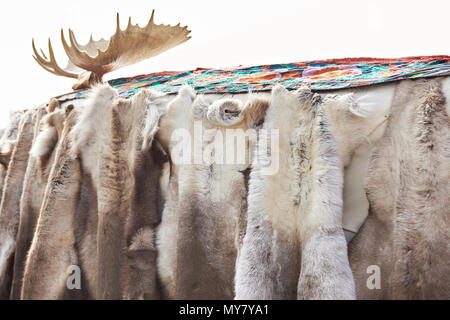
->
[58, 55, 450, 101]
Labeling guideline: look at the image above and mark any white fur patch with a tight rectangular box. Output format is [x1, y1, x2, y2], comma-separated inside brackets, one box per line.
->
[0, 234, 13, 276]
[323, 84, 396, 236]
[30, 125, 57, 158]
[141, 99, 160, 151]
[129, 227, 155, 252]
[0, 140, 14, 157]
[440, 76, 450, 115]
[70, 84, 118, 156]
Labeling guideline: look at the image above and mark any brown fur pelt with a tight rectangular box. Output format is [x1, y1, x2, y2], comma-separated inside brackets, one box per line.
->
[156, 86, 268, 299]
[348, 79, 450, 299]
[95, 88, 167, 299]
[0, 109, 41, 299]
[235, 85, 355, 299]
[10, 108, 66, 299]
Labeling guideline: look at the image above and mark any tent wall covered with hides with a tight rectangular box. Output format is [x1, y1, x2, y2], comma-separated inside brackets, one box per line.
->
[0, 56, 449, 300]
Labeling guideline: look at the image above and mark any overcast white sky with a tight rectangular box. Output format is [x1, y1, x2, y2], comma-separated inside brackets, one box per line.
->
[1, 0, 449, 128]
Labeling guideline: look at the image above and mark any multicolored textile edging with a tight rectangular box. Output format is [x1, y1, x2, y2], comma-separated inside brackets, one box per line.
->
[57, 55, 450, 101]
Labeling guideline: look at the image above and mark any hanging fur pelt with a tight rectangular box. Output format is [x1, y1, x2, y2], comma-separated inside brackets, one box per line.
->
[156, 86, 268, 299]
[348, 79, 450, 299]
[10, 107, 67, 299]
[22, 86, 116, 299]
[235, 85, 355, 300]
[0, 109, 41, 299]
[95, 88, 168, 300]
[21, 105, 83, 299]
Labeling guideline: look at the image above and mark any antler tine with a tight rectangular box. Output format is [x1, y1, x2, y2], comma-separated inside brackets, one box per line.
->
[145, 9, 155, 29]
[61, 29, 91, 63]
[116, 12, 121, 33]
[69, 30, 84, 50]
[32, 38, 79, 79]
[39, 48, 48, 60]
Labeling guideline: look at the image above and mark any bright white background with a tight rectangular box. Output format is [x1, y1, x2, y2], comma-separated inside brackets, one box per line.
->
[1, 0, 449, 128]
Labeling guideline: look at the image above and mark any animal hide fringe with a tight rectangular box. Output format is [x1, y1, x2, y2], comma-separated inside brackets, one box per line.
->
[235, 85, 355, 299]
[0, 78, 447, 300]
[348, 79, 450, 299]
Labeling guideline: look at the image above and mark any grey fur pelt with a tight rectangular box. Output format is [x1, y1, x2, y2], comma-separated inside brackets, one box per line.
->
[235, 85, 355, 300]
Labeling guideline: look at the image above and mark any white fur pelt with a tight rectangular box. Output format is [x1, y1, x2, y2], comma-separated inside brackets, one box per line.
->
[156, 86, 268, 299]
[0, 109, 41, 299]
[235, 85, 355, 300]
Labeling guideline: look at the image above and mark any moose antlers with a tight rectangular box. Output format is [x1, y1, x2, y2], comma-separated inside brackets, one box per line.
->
[32, 10, 191, 89]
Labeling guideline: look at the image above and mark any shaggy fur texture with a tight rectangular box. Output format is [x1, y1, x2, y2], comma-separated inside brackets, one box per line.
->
[95, 88, 167, 299]
[235, 85, 354, 300]
[21, 106, 82, 299]
[156, 86, 268, 299]
[23, 85, 168, 300]
[10, 108, 67, 299]
[0, 109, 40, 299]
[348, 79, 450, 299]
[22, 86, 115, 299]
[67, 85, 118, 299]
